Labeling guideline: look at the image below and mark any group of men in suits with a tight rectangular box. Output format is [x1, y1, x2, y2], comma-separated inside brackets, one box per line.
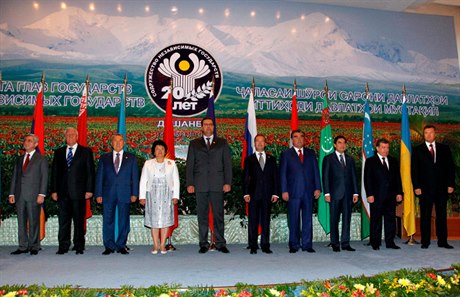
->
[8, 123, 455, 256]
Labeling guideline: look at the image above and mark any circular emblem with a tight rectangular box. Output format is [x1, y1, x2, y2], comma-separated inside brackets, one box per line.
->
[145, 43, 223, 117]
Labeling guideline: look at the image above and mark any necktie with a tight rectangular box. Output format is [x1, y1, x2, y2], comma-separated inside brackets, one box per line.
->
[429, 144, 435, 162]
[258, 152, 265, 170]
[66, 147, 73, 167]
[114, 152, 120, 173]
[206, 137, 211, 150]
[339, 154, 345, 169]
[382, 157, 388, 171]
[23, 153, 30, 172]
[298, 149, 304, 163]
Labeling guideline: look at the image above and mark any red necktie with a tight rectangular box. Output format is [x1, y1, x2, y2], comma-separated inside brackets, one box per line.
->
[23, 153, 30, 172]
[429, 144, 435, 161]
[298, 149, 304, 163]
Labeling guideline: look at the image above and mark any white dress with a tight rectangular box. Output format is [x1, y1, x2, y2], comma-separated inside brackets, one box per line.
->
[143, 160, 174, 228]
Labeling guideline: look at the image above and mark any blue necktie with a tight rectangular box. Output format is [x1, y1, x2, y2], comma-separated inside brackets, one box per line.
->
[66, 147, 73, 167]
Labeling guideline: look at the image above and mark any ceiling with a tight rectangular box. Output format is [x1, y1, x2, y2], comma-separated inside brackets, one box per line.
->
[290, 0, 460, 12]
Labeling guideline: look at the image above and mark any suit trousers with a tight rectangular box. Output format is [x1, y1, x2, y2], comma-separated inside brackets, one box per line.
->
[248, 198, 272, 249]
[58, 198, 86, 250]
[287, 196, 313, 250]
[370, 197, 396, 248]
[16, 199, 41, 251]
[329, 197, 352, 248]
[419, 193, 448, 246]
[103, 199, 131, 251]
[196, 191, 226, 248]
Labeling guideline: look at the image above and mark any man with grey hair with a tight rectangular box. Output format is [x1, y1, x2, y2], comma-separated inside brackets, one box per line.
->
[51, 127, 95, 255]
[9, 134, 48, 255]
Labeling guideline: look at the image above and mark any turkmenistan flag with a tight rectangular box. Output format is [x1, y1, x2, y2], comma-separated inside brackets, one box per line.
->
[318, 87, 333, 235]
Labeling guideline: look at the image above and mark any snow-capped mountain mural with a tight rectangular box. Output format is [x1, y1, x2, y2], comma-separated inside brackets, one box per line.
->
[0, 7, 458, 84]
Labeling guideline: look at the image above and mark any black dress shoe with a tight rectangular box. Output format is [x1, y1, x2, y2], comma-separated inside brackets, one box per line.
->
[30, 250, 38, 255]
[342, 246, 355, 251]
[289, 248, 298, 253]
[372, 246, 380, 250]
[303, 248, 316, 253]
[56, 249, 68, 255]
[102, 248, 114, 255]
[11, 249, 28, 255]
[250, 248, 257, 254]
[217, 246, 230, 253]
[199, 247, 208, 254]
[332, 246, 340, 252]
[421, 244, 429, 249]
[75, 249, 84, 255]
[438, 243, 454, 249]
[118, 248, 129, 254]
[261, 248, 273, 254]
[386, 244, 401, 249]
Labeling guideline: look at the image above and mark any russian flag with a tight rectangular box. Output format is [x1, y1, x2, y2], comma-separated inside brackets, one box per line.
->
[241, 83, 257, 169]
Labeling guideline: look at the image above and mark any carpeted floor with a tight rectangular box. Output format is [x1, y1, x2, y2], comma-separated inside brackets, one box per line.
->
[1, 240, 459, 288]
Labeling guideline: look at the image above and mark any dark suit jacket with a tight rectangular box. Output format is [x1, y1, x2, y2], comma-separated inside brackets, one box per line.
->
[186, 136, 232, 192]
[280, 147, 321, 199]
[364, 154, 402, 205]
[243, 153, 279, 200]
[411, 142, 455, 196]
[95, 151, 139, 203]
[322, 152, 358, 201]
[9, 152, 48, 202]
[51, 145, 95, 200]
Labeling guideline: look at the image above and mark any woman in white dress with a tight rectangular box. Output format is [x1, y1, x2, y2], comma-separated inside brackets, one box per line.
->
[139, 140, 180, 254]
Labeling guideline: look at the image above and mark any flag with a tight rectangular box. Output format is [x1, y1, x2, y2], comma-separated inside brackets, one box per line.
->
[290, 83, 298, 147]
[400, 91, 416, 237]
[318, 83, 333, 234]
[241, 81, 261, 234]
[361, 96, 374, 240]
[163, 82, 179, 237]
[241, 81, 257, 169]
[31, 73, 46, 240]
[206, 89, 216, 237]
[114, 76, 128, 240]
[77, 78, 92, 234]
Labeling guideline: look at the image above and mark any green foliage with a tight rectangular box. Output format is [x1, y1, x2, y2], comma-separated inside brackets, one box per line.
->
[1, 264, 459, 296]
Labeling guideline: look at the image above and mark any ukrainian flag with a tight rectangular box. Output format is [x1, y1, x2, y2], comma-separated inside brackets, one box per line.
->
[400, 94, 416, 237]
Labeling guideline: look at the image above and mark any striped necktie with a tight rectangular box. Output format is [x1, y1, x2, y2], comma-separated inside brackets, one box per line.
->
[66, 147, 73, 167]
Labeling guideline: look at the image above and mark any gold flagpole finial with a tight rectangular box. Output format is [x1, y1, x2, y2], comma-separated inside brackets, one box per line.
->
[41, 71, 45, 85]
[85, 74, 90, 86]
[293, 79, 297, 91]
[365, 82, 369, 97]
[123, 73, 128, 85]
[169, 77, 173, 90]
[324, 80, 329, 99]
[211, 77, 215, 94]
[252, 77, 255, 92]
[402, 83, 406, 96]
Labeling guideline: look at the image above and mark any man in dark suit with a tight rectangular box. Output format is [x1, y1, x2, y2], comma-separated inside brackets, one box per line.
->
[364, 138, 403, 250]
[411, 125, 455, 249]
[243, 134, 279, 254]
[9, 134, 48, 255]
[51, 127, 95, 255]
[280, 129, 321, 253]
[186, 117, 233, 254]
[95, 134, 139, 255]
[322, 135, 359, 252]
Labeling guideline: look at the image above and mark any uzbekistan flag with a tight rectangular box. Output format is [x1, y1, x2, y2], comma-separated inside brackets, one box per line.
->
[361, 97, 374, 240]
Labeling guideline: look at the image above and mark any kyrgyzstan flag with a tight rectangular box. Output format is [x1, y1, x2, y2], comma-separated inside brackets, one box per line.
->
[163, 82, 179, 238]
[31, 73, 46, 240]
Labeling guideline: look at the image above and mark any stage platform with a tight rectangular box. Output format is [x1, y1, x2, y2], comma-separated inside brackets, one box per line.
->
[1, 240, 459, 289]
